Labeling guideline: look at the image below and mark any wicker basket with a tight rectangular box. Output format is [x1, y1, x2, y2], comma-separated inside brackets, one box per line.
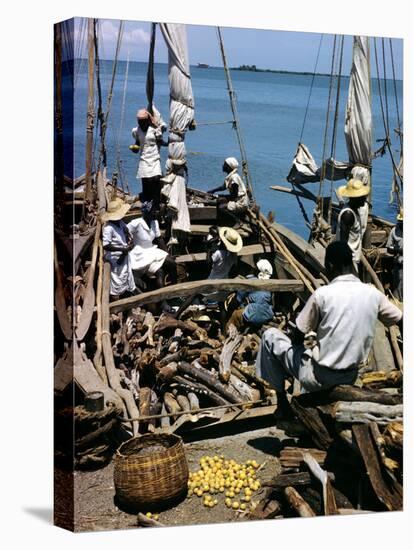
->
[114, 433, 189, 511]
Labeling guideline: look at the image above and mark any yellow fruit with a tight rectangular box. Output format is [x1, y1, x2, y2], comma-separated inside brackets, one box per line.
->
[225, 498, 232, 507]
[243, 495, 251, 502]
[234, 488, 240, 494]
[188, 489, 193, 497]
[145, 512, 152, 518]
[153, 514, 159, 520]
[219, 486, 225, 493]
[240, 503, 247, 510]
[232, 501, 240, 510]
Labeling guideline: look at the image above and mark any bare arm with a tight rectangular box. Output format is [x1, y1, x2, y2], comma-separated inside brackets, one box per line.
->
[339, 210, 355, 243]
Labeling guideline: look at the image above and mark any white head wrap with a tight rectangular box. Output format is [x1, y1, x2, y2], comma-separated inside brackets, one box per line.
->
[256, 259, 273, 280]
[224, 157, 239, 170]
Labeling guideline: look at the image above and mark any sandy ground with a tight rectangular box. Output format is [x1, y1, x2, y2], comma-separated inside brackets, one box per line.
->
[71, 425, 299, 532]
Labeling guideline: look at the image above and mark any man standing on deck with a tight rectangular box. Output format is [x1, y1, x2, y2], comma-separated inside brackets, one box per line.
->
[255, 241, 402, 417]
[335, 178, 370, 274]
[387, 209, 403, 301]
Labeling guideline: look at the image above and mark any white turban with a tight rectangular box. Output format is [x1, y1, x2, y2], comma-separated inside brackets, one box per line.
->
[256, 259, 273, 280]
[224, 157, 239, 170]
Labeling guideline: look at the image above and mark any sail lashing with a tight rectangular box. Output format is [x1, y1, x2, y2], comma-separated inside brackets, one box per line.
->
[159, 23, 195, 236]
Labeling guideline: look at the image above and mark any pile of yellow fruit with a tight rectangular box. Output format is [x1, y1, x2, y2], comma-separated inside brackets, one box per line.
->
[187, 455, 261, 511]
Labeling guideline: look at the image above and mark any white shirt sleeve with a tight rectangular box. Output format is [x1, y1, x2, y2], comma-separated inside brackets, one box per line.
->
[102, 224, 113, 247]
[296, 293, 320, 334]
[377, 293, 402, 326]
[132, 127, 139, 142]
[152, 220, 161, 239]
[127, 218, 139, 234]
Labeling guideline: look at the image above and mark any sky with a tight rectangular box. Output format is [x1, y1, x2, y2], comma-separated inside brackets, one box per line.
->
[71, 18, 403, 79]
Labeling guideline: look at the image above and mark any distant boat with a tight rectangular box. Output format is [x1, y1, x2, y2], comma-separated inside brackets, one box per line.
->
[197, 63, 209, 68]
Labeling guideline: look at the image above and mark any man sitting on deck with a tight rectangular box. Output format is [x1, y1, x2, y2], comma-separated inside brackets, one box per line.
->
[207, 157, 249, 226]
[255, 241, 402, 417]
[335, 178, 370, 274]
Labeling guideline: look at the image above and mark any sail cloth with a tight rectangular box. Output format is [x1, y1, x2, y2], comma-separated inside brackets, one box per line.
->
[287, 143, 350, 185]
[287, 36, 372, 188]
[159, 23, 194, 234]
[344, 36, 372, 185]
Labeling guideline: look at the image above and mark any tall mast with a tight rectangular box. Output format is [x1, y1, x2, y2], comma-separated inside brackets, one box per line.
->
[84, 18, 96, 204]
[54, 22, 64, 220]
[217, 27, 254, 201]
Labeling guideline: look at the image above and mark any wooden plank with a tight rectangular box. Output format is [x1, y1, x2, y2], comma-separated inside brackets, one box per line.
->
[175, 243, 272, 263]
[272, 221, 326, 271]
[109, 278, 305, 312]
[270, 185, 317, 201]
[190, 224, 252, 238]
[189, 206, 217, 221]
[353, 424, 403, 511]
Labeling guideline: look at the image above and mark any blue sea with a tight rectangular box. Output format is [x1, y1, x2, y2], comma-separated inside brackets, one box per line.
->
[63, 60, 403, 238]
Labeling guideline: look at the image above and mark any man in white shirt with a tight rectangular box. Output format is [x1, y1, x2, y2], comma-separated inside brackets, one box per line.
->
[386, 209, 403, 301]
[256, 241, 402, 416]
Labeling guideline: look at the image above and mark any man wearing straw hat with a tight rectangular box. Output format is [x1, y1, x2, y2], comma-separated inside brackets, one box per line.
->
[101, 198, 136, 299]
[335, 178, 370, 273]
[387, 209, 403, 301]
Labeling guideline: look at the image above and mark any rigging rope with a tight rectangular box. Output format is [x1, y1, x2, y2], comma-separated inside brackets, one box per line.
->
[389, 38, 402, 151]
[299, 34, 324, 143]
[116, 48, 131, 194]
[216, 26, 255, 201]
[328, 34, 345, 227]
[317, 34, 338, 215]
[373, 38, 403, 196]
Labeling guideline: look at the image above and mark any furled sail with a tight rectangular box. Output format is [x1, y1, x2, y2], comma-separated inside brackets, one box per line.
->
[159, 23, 194, 235]
[344, 36, 372, 185]
[287, 143, 349, 185]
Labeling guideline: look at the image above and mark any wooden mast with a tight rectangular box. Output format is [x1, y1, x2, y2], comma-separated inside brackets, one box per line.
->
[84, 18, 95, 206]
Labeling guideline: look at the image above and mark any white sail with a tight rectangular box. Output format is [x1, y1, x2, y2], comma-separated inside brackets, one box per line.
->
[159, 23, 194, 236]
[344, 36, 372, 185]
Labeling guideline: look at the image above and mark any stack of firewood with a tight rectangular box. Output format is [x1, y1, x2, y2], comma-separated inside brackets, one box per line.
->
[108, 307, 274, 432]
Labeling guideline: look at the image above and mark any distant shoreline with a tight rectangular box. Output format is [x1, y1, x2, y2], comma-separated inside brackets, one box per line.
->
[230, 64, 332, 77]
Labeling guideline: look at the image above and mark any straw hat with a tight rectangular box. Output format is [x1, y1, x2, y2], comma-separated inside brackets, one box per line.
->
[218, 226, 243, 253]
[337, 178, 370, 198]
[397, 208, 403, 221]
[100, 199, 131, 223]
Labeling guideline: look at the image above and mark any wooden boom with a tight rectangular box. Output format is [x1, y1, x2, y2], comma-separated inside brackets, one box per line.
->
[109, 278, 305, 313]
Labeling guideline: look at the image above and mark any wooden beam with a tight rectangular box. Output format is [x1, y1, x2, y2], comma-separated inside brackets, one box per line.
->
[110, 278, 304, 312]
[175, 243, 272, 263]
[270, 185, 317, 201]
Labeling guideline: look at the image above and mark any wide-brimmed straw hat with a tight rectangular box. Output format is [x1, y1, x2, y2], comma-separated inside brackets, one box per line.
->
[218, 226, 243, 253]
[397, 208, 403, 221]
[337, 178, 371, 198]
[100, 199, 131, 223]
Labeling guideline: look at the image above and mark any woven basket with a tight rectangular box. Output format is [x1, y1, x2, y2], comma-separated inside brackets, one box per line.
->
[114, 433, 189, 511]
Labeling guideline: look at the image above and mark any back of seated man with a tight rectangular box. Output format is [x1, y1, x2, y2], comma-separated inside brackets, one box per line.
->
[255, 241, 402, 416]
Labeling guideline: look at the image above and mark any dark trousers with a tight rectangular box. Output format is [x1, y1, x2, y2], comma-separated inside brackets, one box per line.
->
[141, 176, 162, 207]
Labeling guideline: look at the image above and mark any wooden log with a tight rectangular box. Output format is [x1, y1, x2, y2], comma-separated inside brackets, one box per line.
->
[101, 262, 140, 435]
[187, 392, 200, 411]
[76, 222, 100, 340]
[110, 278, 307, 312]
[171, 375, 230, 406]
[284, 486, 316, 517]
[264, 472, 312, 489]
[176, 394, 191, 412]
[138, 387, 152, 433]
[334, 401, 403, 424]
[54, 244, 73, 340]
[93, 241, 108, 384]
[168, 329, 183, 353]
[303, 453, 337, 515]
[157, 362, 178, 382]
[219, 324, 243, 383]
[352, 424, 403, 511]
[296, 384, 402, 407]
[360, 370, 402, 389]
[290, 397, 333, 451]
[280, 447, 327, 469]
[229, 373, 257, 402]
[383, 422, 403, 454]
[163, 392, 182, 417]
[178, 361, 243, 404]
[160, 404, 170, 429]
